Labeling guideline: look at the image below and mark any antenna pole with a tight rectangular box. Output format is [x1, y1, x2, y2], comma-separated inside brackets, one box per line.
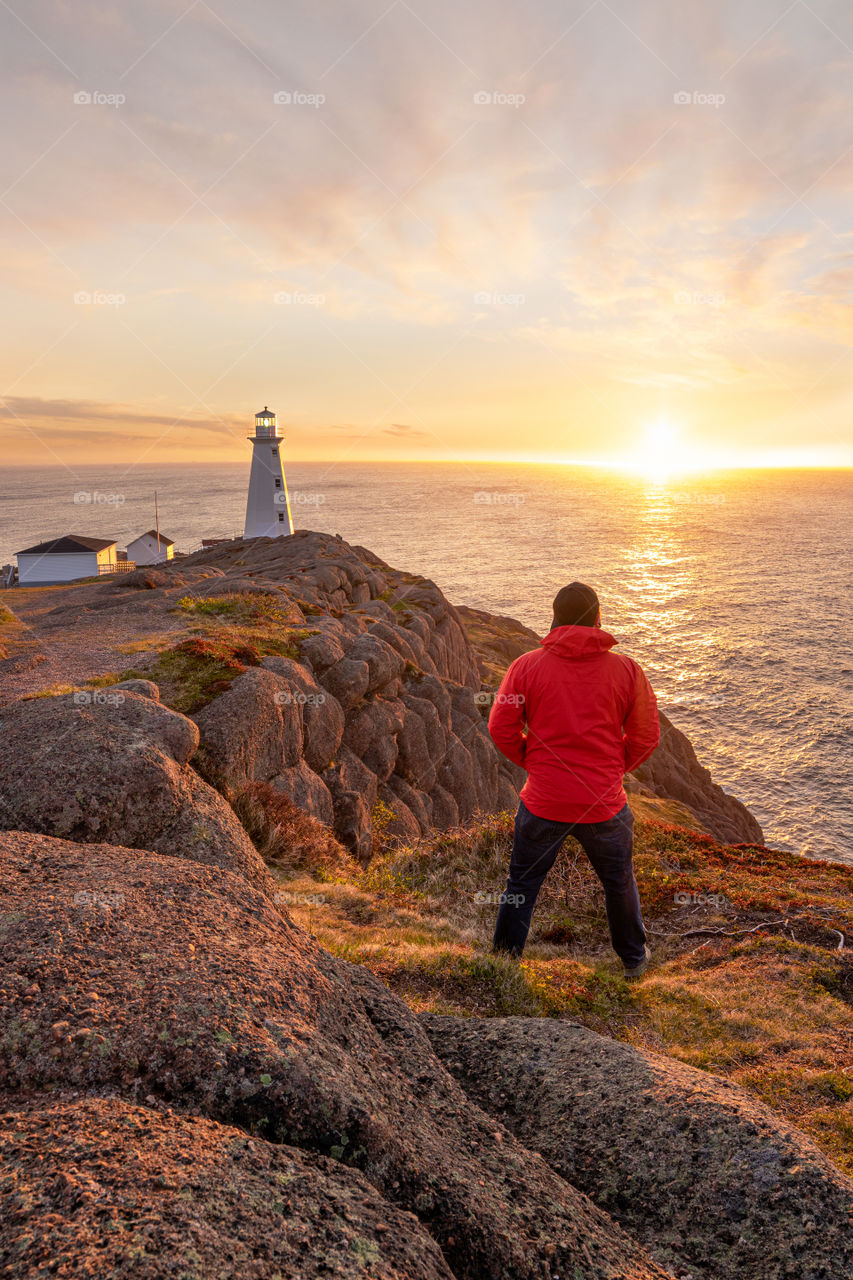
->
[154, 491, 160, 560]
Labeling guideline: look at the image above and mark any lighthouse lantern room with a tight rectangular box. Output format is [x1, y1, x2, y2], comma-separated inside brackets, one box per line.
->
[243, 405, 294, 538]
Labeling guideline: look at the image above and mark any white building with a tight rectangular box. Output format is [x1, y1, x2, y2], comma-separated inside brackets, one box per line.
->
[16, 535, 118, 586]
[244, 405, 294, 538]
[127, 530, 174, 566]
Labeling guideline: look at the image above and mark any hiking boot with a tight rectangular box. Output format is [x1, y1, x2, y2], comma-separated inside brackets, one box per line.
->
[623, 945, 651, 980]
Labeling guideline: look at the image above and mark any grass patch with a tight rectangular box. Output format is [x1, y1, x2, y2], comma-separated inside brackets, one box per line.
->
[0, 603, 30, 660]
[122, 624, 312, 714]
[121, 637, 252, 714]
[23, 683, 75, 699]
[175, 592, 293, 625]
[272, 808, 853, 1176]
[378, 587, 413, 617]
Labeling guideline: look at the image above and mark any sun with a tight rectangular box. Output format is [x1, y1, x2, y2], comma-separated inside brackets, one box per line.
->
[621, 418, 706, 480]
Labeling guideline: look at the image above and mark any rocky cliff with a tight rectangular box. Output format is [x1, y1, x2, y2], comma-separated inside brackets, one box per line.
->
[0, 529, 762, 853]
[0, 533, 849, 1280]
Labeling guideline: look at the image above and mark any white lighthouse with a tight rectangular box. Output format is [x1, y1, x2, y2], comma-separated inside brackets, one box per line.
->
[243, 406, 294, 538]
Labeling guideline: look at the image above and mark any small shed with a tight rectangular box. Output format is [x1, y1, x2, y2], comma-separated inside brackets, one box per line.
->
[126, 530, 175, 566]
[16, 535, 118, 586]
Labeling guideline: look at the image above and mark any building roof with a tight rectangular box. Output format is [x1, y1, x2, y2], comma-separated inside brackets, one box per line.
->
[255, 406, 275, 417]
[16, 534, 117, 556]
[130, 530, 175, 546]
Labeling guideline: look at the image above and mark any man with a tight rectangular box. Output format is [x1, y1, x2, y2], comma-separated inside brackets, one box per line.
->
[488, 581, 660, 978]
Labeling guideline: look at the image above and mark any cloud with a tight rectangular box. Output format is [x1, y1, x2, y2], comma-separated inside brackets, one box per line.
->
[0, 396, 241, 436]
[382, 423, 429, 438]
[2, 0, 853, 461]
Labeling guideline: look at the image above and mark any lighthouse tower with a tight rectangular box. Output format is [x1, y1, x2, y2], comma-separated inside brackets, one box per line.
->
[243, 406, 294, 538]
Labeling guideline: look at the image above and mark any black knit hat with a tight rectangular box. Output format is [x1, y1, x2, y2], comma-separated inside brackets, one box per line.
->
[551, 581, 600, 629]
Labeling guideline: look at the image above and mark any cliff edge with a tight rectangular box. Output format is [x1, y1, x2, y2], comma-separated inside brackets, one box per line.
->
[0, 529, 761, 851]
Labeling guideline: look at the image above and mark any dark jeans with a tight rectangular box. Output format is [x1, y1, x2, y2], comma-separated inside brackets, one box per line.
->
[493, 800, 646, 964]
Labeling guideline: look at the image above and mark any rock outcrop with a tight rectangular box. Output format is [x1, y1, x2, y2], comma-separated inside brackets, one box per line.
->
[165, 533, 526, 856]
[635, 710, 764, 844]
[0, 688, 273, 895]
[0, 530, 764, 851]
[1, 1097, 455, 1280]
[423, 1015, 853, 1280]
[0, 829, 669, 1280]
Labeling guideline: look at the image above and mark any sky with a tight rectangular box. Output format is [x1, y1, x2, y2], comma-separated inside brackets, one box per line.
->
[2, 0, 853, 470]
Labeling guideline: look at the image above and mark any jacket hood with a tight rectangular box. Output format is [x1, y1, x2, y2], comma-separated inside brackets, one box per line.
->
[541, 625, 618, 659]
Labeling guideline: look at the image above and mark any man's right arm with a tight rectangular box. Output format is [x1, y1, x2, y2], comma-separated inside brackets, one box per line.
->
[488, 658, 528, 767]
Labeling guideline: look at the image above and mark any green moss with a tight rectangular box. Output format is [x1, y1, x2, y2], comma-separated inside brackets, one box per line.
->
[121, 625, 311, 714]
[351, 1238, 380, 1268]
[378, 587, 413, 616]
[175, 593, 291, 625]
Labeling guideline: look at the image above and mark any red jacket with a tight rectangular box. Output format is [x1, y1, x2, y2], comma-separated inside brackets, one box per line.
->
[488, 625, 660, 823]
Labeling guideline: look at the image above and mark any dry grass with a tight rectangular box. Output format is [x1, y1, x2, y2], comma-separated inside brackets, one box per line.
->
[230, 782, 357, 879]
[0, 602, 36, 662]
[268, 810, 853, 1175]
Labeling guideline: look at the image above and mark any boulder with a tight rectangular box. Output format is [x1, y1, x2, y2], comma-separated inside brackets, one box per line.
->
[436, 732, 478, 822]
[0, 1097, 454, 1280]
[0, 692, 271, 894]
[299, 629, 346, 673]
[344, 633, 405, 693]
[377, 783, 422, 842]
[324, 745, 379, 810]
[0, 831, 668, 1280]
[330, 791, 373, 860]
[112, 677, 160, 700]
[397, 582, 479, 686]
[429, 784, 459, 830]
[366, 619, 424, 666]
[317, 657, 370, 712]
[271, 760, 334, 826]
[423, 1015, 853, 1280]
[407, 674, 453, 730]
[342, 698, 404, 783]
[194, 667, 303, 784]
[323, 746, 380, 859]
[386, 773, 433, 830]
[396, 703, 438, 793]
[261, 655, 345, 774]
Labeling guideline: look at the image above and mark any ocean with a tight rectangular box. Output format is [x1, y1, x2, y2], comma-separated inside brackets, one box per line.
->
[2, 461, 851, 862]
